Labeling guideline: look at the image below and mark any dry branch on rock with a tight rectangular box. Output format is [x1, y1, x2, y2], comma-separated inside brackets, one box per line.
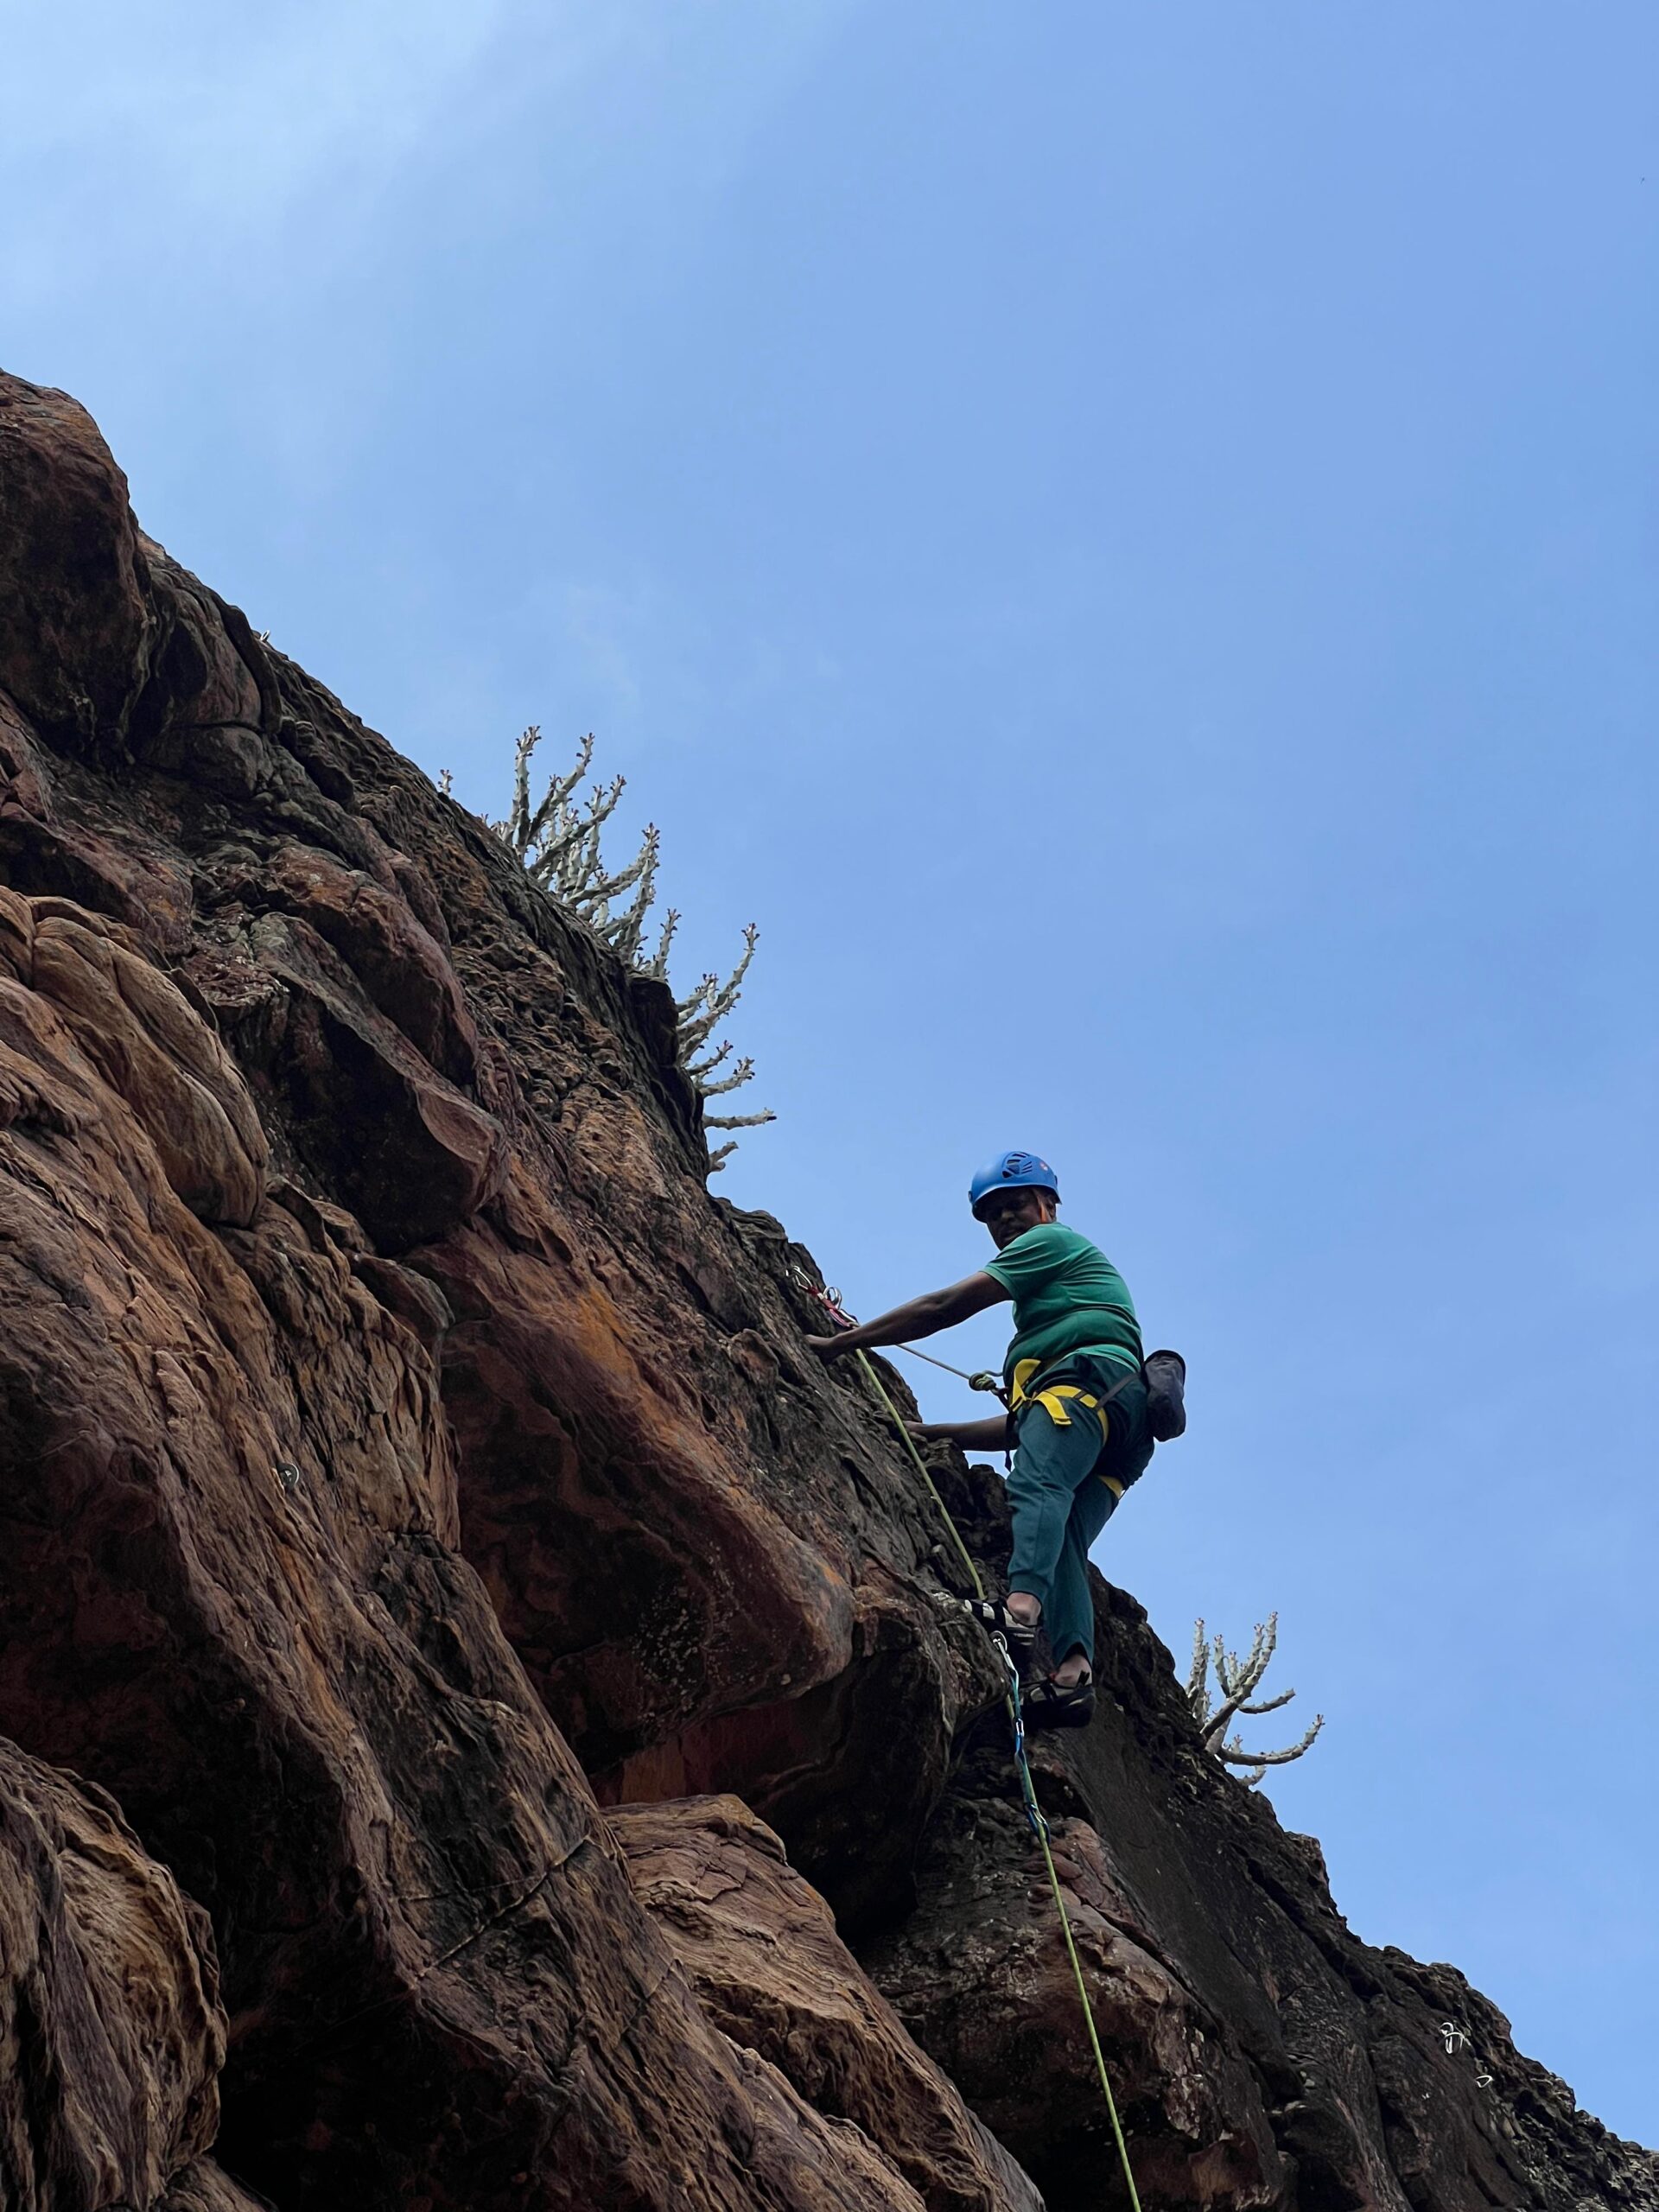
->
[1186, 1612, 1325, 1785]
[489, 723, 774, 1170]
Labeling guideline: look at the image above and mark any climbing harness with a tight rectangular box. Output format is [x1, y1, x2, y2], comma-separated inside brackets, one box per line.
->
[798, 1271, 1143, 2211]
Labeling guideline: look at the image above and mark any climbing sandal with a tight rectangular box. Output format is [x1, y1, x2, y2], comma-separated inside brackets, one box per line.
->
[962, 1597, 1038, 1653]
[1022, 1674, 1096, 1730]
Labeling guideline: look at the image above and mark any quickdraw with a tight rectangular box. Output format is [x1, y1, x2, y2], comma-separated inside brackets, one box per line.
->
[801, 1276, 1007, 1402]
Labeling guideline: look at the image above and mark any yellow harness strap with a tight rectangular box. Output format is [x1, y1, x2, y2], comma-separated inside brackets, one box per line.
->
[1025, 1383, 1124, 1496]
[1010, 1357, 1044, 1407]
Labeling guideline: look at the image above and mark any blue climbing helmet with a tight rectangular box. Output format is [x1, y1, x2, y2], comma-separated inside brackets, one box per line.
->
[969, 1149, 1059, 1218]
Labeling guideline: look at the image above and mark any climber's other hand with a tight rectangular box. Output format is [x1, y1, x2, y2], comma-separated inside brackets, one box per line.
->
[804, 1333, 851, 1362]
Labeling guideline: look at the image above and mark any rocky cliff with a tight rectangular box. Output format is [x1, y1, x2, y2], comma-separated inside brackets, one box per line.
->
[0, 369, 1652, 2212]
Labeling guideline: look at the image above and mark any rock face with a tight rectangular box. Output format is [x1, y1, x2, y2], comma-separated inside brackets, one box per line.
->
[0, 1735, 248, 2212]
[863, 1468, 1659, 2212]
[610, 1795, 1043, 2212]
[0, 366, 1651, 2212]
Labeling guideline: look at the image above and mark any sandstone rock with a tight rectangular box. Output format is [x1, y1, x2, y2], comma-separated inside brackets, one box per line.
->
[129, 543, 274, 747]
[0, 1737, 225, 2211]
[422, 1167, 995, 1933]
[215, 900, 506, 1251]
[612, 1793, 1044, 2212]
[0, 378, 153, 747]
[0, 899, 954, 2206]
[156, 2164, 275, 2212]
[0, 685, 195, 945]
[862, 1531, 1659, 2212]
[862, 1749, 1284, 2212]
[713, 2037, 930, 2210]
[232, 840, 479, 1084]
[28, 905, 268, 1226]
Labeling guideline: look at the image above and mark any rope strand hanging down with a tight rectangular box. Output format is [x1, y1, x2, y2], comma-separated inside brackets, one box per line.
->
[839, 1328, 1145, 2212]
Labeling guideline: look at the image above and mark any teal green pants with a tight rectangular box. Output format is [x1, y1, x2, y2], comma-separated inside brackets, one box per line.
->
[1006, 1357, 1152, 1671]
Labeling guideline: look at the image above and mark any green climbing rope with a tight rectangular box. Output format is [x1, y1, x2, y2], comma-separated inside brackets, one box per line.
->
[853, 1349, 1146, 2212]
[855, 1349, 988, 1602]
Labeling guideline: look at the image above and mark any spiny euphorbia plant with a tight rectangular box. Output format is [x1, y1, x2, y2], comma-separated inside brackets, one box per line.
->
[1185, 1613, 1325, 1787]
[483, 726, 773, 1173]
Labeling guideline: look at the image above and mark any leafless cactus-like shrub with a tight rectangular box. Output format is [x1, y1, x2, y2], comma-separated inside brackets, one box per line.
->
[1186, 1613, 1325, 1787]
[480, 727, 774, 1172]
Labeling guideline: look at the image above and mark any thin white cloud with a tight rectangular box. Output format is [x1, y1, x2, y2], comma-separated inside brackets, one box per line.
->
[0, 0, 861, 310]
[4, 1, 508, 213]
[0, 0, 641, 307]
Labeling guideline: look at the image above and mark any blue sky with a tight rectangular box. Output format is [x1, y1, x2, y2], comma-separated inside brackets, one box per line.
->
[4, 0, 1656, 2145]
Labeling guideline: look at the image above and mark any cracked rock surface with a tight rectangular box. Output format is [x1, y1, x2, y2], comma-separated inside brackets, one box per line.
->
[611, 1793, 1043, 2212]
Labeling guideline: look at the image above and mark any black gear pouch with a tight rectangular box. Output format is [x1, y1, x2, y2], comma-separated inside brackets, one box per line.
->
[1143, 1349, 1187, 1441]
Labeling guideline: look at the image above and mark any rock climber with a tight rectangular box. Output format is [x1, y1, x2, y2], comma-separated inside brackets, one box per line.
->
[805, 1149, 1153, 1729]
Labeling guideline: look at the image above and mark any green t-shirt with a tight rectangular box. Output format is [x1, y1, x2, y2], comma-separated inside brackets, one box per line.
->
[982, 1222, 1143, 1396]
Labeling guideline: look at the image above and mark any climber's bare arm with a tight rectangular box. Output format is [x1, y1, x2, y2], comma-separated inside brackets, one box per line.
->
[908, 1414, 1014, 1452]
[804, 1271, 1008, 1362]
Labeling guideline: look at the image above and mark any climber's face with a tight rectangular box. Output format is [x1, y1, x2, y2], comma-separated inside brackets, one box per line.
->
[978, 1186, 1057, 1249]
